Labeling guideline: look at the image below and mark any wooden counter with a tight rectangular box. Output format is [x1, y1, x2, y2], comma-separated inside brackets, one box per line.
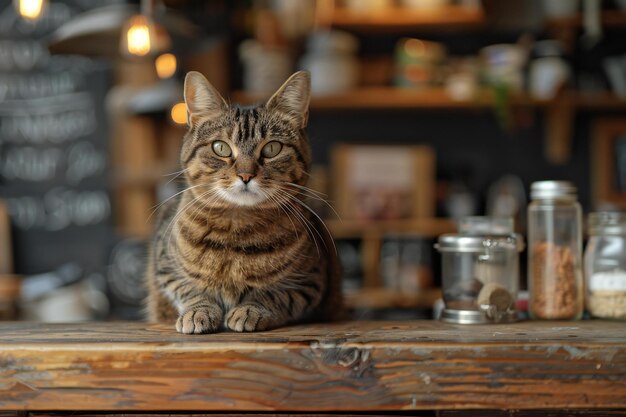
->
[1, 321, 625, 414]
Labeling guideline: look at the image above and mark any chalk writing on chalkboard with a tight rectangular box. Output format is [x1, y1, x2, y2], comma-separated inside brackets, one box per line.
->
[6, 188, 110, 231]
[0, 40, 48, 71]
[1, 141, 106, 184]
[0, 0, 120, 274]
[0, 93, 97, 142]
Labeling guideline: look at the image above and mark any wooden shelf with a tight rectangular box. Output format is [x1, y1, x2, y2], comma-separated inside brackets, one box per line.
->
[233, 88, 626, 165]
[319, 5, 486, 32]
[234, 88, 494, 110]
[232, 88, 626, 111]
[571, 91, 626, 109]
[327, 217, 456, 239]
[547, 10, 626, 30]
[344, 287, 441, 310]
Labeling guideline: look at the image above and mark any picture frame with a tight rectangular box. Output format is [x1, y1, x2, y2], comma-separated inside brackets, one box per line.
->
[331, 144, 435, 221]
[592, 119, 626, 210]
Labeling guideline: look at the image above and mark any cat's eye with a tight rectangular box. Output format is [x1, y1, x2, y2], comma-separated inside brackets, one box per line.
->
[261, 141, 282, 158]
[212, 140, 232, 157]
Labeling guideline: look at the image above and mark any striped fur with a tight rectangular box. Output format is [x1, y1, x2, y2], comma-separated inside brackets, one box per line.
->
[145, 71, 342, 333]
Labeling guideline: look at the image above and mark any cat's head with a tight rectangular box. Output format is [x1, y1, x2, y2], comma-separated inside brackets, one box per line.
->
[181, 71, 311, 208]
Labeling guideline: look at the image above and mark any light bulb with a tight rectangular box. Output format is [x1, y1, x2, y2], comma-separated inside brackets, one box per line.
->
[170, 102, 187, 125]
[121, 15, 154, 57]
[155, 53, 177, 79]
[15, 0, 46, 21]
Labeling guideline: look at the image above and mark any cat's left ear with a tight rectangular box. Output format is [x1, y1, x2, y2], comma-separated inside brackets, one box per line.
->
[266, 71, 311, 129]
[184, 71, 228, 126]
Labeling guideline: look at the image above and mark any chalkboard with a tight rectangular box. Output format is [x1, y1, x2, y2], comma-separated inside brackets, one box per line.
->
[0, 0, 120, 274]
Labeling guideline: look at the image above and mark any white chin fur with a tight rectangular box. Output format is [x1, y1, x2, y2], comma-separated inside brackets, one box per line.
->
[219, 181, 267, 207]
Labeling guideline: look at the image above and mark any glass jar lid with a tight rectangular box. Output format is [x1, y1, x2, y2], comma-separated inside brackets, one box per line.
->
[530, 180, 577, 200]
[458, 216, 514, 236]
[588, 212, 626, 236]
[436, 234, 523, 253]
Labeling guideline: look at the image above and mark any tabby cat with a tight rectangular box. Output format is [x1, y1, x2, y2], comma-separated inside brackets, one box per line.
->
[145, 71, 341, 334]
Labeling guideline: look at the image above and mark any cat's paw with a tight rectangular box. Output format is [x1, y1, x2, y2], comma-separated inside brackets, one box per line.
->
[225, 304, 274, 332]
[176, 305, 222, 334]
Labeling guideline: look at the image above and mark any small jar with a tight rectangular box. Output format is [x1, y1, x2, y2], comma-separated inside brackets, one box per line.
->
[436, 217, 523, 324]
[528, 181, 583, 320]
[584, 212, 626, 319]
[394, 38, 446, 89]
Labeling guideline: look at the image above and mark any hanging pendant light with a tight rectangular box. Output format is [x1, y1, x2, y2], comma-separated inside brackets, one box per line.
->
[120, 0, 157, 57]
[121, 14, 154, 57]
[14, 0, 47, 21]
[48, 3, 197, 58]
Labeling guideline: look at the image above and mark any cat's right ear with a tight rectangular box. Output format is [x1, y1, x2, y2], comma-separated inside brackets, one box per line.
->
[184, 71, 228, 126]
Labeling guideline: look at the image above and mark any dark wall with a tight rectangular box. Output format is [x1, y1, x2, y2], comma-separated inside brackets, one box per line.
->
[307, 109, 597, 214]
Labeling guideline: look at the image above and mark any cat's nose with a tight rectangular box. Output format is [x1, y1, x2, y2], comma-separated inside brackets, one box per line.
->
[238, 173, 256, 184]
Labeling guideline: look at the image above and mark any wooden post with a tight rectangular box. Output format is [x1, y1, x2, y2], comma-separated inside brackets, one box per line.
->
[0, 201, 12, 274]
[544, 97, 575, 164]
[109, 59, 160, 238]
[362, 228, 382, 287]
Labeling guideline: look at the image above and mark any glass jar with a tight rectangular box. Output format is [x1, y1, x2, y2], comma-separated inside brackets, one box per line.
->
[528, 181, 583, 320]
[436, 217, 523, 324]
[584, 212, 626, 319]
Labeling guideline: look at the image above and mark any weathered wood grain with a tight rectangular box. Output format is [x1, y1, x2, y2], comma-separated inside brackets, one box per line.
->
[31, 413, 626, 417]
[0, 321, 625, 412]
[33, 411, 424, 417]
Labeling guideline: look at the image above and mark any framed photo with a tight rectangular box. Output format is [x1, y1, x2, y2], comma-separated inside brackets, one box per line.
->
[592, 119, 626, 210]
[331, 144, 435, 221]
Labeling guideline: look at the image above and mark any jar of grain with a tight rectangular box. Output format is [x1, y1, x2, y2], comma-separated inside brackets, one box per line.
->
[528, 181, 583, 320]
[584, 212, 626, 320]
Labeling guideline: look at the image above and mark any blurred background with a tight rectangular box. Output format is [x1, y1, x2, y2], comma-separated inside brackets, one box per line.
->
[0, 0, 625, 322]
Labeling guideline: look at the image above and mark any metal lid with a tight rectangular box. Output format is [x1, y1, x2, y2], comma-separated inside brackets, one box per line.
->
[588, 212, 626, 236]
[458, 216, 514, 236]
[436, 234, 523, 253]
[441, 308, 517, 324]
[530, 181, 577, 200]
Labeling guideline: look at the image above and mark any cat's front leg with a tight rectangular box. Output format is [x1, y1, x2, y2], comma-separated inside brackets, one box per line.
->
[160, 275, 223, 334]
[225, 279, 324, 332]
[225, 303, 274, 332]
[176, 302, 223, 334]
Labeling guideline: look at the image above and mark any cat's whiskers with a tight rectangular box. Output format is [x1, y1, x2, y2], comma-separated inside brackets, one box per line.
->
[148, 183, 211, 221]
[162, 168, 188, 177]
[280, 181, 327, 197]
[272, 191, 315, 245]
[271, 180, 342, 221]
[274, 188, 337, 256]
[273, 189, 323, 256]
[258, 188, 300, 240]
[165, 189, 221, 281]
[162, 167, 190, 185]
[169, 189, 225, 281]
[189, 188, 224, 231]
[163, 188, 218, 250]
